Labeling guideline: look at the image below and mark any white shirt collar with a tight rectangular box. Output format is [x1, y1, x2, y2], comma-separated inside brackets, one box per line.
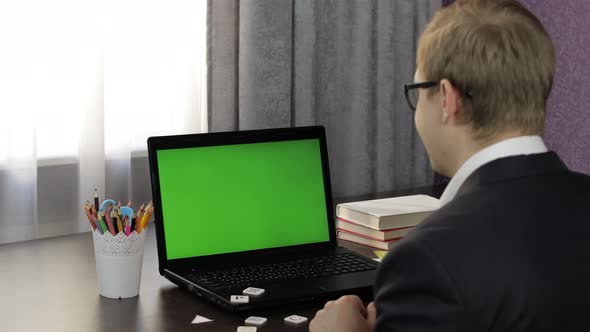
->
[439, 135, 548, 206]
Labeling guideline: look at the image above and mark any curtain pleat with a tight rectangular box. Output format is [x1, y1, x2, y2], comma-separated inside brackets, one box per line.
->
[209, 0, 437, 197]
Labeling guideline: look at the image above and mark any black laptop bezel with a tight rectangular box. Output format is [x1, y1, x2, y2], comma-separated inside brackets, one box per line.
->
[147, 126, 338, 274]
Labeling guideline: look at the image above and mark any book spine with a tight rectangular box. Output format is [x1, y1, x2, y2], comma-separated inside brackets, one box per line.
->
[337, 231, 401, 251]
[337, 228, 403, 243]
[337, 232, 389, 251]
[337, 217, 415, 232]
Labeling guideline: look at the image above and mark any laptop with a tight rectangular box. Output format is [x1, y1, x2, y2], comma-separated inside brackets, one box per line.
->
[147, 125, 378, 311]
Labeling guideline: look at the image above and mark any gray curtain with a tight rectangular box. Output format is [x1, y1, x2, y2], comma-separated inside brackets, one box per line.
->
[208, 0, 438, 198]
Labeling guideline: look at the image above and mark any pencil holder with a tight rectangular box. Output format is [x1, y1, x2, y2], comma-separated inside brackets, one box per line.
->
[92, 229, 146, 299]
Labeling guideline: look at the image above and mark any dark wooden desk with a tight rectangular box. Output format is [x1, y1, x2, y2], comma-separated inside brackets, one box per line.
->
[1, 185, 443, 332]
[0, 227, 378, 332]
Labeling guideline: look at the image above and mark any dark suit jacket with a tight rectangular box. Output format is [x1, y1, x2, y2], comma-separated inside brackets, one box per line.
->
[374, 152, 590, 331]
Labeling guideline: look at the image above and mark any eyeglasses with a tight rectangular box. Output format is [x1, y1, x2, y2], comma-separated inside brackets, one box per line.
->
[403, 81, 438, 111]
[404, 81, 473, 111]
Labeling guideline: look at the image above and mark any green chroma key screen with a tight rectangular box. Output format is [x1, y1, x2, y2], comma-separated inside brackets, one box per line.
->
[156, 139, 330, 260]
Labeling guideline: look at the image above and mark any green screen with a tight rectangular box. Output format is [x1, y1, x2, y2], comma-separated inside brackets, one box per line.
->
[157, 139, 330, 260]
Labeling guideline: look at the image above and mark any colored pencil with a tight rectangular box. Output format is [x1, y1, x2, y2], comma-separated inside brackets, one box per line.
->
[104, 206, 116, 236]
[97, 211, 107, 234]
[131, 212, 137, 232]
[115, 211, 123, 234]
[123, 216, 130, 236]
[94, 189, 99, 216]
[138, 203, 153, 234]
[83, 203, 97, 230]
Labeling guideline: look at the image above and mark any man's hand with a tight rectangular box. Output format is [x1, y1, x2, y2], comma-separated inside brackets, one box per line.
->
[309, 295, 376, 332]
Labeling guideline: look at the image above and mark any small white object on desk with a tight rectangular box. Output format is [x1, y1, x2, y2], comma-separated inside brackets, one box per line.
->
[243, 287, 265, 296]
[191, 314, 213, 324]
[284, 315, 308, 325]
[245, 316, 267, 326]
[237, 326, 257, 332]
[230, 295, 249, 303]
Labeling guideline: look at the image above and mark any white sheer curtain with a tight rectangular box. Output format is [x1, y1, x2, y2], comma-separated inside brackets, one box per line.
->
[0, 0, 207, 244]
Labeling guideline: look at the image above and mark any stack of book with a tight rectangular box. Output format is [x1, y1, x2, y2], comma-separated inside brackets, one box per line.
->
[336, 194, 440, 250]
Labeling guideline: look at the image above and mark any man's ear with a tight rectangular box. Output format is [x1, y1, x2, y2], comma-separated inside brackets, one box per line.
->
[440, 79, 462, 124]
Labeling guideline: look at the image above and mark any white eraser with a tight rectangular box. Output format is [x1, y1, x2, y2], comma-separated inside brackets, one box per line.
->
[230, 295, 249, 303]
[284, 315, 308, 325]
[245, 316, 267, 326]
[237, 326, 257, 332]
[243, 287, 265, 296]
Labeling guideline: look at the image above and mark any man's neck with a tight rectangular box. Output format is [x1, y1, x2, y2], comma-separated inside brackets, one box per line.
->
[447, 130, 530, 177]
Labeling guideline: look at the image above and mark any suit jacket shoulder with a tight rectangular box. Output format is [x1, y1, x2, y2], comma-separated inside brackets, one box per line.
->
[374, 153, 590, 331]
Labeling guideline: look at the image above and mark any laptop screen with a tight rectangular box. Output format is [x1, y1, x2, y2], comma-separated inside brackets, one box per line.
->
[156, 138, 331, 260]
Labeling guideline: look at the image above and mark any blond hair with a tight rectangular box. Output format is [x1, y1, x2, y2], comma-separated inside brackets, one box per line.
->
[418, 0, 555, 140]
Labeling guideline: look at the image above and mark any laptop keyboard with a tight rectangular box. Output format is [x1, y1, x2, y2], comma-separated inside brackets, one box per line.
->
[186, 253, 375, 291]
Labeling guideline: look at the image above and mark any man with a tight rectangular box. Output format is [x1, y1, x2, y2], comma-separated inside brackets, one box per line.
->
[310, 0, 590, 331]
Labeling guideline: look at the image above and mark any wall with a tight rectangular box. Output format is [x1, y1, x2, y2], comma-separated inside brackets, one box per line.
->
[519, 0, 590, 174]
